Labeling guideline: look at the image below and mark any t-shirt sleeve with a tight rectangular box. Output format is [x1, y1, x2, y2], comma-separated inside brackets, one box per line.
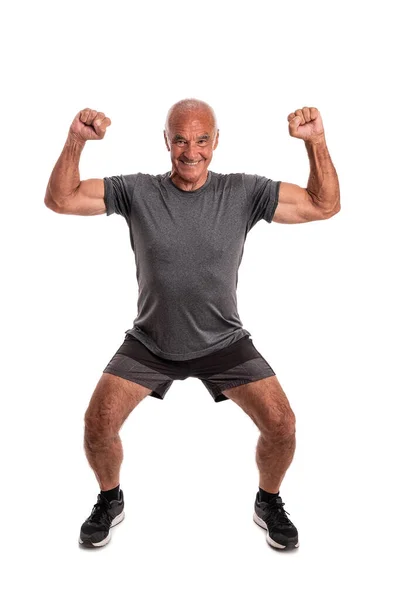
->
[103, 174, 139, 220]
[242, 173, 281, 229]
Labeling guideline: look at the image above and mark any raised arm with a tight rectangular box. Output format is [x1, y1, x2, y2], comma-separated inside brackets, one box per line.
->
[272, 107, 340, 224]
[44, 108, 111, 216]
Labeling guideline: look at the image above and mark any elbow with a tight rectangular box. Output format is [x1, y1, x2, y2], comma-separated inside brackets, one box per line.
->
[323, 193, 341, 219]
[44, 183, 72, 213]
[331, 193, 341, 216]
[44, 193, 59, 212]
[321, 201, 341, 221]
[308, 189, 340, 219]
[325, 201, 340, 220]
[44, 191, 63, 213]
[44, 184, 56, 211]
[45, 201, 62, 213]
[44, 192, 56, 211]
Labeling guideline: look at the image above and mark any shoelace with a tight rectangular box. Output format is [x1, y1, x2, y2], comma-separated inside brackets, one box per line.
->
[88, 495, 113, 527]
[260, 497, 294, 530]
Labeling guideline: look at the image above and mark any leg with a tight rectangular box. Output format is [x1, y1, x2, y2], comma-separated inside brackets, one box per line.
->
[84, 372, 152, 491]
[222, 376, 296, 493]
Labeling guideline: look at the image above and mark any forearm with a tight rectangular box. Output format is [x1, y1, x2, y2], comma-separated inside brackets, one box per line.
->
[45, 134, 86, 206]
[305, 134, 340, 213]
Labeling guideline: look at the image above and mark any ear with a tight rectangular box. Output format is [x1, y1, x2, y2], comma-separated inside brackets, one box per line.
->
[213, 129, 219, 150]
[164, 130, 170, 151]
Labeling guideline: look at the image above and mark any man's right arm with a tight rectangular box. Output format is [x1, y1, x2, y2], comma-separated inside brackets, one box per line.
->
[44, 108, 111, 216]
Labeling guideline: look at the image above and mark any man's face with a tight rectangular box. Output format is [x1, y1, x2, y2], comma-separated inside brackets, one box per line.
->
[164, 110, 219, 186]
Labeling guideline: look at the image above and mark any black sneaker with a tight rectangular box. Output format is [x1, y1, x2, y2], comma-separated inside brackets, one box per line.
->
[79, 490, 125, 547]
[253, 492, 299, 549]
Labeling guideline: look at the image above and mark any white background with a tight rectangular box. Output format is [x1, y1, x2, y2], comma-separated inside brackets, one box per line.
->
[1, 0, 399, 598]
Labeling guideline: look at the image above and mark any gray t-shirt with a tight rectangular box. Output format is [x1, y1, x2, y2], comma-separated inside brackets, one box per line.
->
[103, 170, 280, 360]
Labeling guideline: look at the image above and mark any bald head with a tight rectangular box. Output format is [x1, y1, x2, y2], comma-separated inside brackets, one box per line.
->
[164, 98, 218, 139]
[163, 98, 219, 191]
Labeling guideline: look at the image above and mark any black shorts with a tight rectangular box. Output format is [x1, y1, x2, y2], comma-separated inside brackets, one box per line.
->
[103, 333, 275, 403]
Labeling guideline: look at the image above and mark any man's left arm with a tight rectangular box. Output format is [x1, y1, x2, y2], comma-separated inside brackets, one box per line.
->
[272, 107, 341, 224]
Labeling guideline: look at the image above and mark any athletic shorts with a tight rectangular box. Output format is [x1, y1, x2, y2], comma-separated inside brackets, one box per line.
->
[103, 333, 275, 403]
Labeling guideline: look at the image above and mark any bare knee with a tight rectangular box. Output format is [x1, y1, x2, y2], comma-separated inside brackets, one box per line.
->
[261, 404, 296, 441]
[84, 385, 122, 447]
[84, 410, 118, 452]
[83, 372, 149, 449]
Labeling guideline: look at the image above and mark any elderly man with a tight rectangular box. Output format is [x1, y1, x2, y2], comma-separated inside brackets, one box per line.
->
[45, 99, 340, 550]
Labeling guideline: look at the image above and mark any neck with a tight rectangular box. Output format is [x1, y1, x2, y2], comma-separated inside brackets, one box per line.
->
[169, 169, 209, 191]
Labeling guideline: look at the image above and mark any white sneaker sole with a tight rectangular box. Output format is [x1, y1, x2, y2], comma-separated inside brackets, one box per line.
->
[79, 510, 125, 547]
[253, 511, 299, 549]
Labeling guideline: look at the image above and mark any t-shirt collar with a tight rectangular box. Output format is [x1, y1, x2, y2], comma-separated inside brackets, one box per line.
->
[164, 170, 212, 196]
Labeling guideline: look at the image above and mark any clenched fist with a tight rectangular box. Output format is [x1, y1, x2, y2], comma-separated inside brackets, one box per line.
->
[287, 107, 324, 142]
[69, 108, 112, 144]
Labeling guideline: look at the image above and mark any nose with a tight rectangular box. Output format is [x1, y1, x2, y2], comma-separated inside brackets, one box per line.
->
[183, 141, 200, 160]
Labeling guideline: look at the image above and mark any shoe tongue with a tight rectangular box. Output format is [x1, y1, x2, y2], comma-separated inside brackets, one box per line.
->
[270, 496, 283, 507]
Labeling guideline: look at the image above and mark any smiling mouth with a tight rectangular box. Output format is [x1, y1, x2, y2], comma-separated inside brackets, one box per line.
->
[180, 160, 202, 166]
